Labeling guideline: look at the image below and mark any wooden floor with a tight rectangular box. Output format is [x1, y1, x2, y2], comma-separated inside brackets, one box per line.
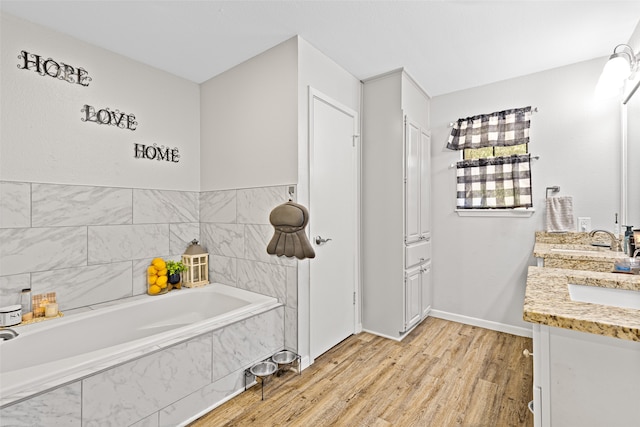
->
[189, 317, 533, 427]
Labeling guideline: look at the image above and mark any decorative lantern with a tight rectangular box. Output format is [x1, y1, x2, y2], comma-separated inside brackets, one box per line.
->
[181, 239, 209, 288]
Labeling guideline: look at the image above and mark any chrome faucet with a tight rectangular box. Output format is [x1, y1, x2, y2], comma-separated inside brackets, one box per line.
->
[0, 328, 19, 341]
[589, 230, 623, 252]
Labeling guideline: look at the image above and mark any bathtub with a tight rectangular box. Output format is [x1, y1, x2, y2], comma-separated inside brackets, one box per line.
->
[0, 284, 280, 407]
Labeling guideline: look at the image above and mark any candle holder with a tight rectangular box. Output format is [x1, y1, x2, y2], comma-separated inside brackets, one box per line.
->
[181, 239, 209, 288]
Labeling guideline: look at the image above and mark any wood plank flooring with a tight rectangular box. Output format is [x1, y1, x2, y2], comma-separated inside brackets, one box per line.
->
[189, 317, 533, 427]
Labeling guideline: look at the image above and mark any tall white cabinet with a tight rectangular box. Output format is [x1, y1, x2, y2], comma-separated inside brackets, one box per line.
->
[362, 69, 431, 340]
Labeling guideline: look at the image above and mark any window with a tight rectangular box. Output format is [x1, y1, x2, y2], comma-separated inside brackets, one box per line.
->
[448, 107, 533, 210]
[463, 143, 528, 160]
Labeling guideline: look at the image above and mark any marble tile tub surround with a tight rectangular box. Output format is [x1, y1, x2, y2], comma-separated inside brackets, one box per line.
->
[0, 181, 298, 349]
[523, 266, 640, 342]
[0, 181, 200, 311]
[199, 185, 299, 351]
[0, 305, 285, 426]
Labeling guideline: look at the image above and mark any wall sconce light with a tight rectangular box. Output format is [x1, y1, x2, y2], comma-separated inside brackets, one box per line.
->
[596, 44, 638, 98]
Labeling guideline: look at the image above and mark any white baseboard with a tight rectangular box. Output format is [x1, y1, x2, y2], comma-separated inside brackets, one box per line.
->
[362, 316, 424, 342]
[179, 386, 245, 426]
[300, 355, 312, 370]
[430, 310, 533, 338]
[361, 328, 403, 342]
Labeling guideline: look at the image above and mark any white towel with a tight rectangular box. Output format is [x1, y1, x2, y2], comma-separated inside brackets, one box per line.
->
[546, 196, 575, 232]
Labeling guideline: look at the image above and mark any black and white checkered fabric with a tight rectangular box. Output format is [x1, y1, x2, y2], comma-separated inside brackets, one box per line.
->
[447, 107, 531, 150]
[456, 154, 532, 209]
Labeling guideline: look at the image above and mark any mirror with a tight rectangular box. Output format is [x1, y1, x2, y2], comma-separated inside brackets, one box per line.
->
[624, 75, 640, 229]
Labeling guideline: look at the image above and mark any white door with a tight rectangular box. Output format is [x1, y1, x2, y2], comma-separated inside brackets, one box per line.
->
[309, 88, 358, 361]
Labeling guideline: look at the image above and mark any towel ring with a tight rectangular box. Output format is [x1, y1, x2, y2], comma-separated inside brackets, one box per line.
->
[545, 186, 560, 199]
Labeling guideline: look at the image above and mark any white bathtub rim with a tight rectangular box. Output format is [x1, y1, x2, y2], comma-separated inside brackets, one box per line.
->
[7, 283, 271, 337]
[0, 284, 282, 407]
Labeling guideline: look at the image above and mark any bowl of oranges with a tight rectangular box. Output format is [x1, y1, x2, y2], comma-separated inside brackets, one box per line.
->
[147, 257, 169, 295]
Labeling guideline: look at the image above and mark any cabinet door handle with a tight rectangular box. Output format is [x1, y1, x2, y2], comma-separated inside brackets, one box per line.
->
[522, 349, 533, 358]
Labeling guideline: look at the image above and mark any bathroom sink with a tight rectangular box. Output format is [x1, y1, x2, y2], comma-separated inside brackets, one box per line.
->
[568, 283, 640, 310]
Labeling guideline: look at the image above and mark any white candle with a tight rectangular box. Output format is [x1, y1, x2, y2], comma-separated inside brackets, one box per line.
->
[45, 303, 58, 317]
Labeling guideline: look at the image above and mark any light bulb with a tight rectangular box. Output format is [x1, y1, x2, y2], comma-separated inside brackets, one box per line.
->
[596, 54, 632, 98]
[604, 54, 632, 81]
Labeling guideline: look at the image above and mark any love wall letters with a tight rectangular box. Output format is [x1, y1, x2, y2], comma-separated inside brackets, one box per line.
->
[81, 105, 137, 131]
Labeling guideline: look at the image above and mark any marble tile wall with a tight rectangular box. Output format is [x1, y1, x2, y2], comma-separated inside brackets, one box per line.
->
[0, 181, 200, 312]
[0, 181, 298, 350]
[199, 185, 299, 352]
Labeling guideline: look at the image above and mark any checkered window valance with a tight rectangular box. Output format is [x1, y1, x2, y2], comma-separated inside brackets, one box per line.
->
[447, 107, 531, 150]
[456, 154, 532, 209]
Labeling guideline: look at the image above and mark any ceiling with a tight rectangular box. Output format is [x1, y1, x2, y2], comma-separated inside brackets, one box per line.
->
[2, 1, 640, 96]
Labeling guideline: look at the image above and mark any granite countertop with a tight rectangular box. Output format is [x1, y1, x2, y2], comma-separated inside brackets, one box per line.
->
[524, 266, 640, 341]
[533, 231, 628, 273]
[532, 242, 628, 263]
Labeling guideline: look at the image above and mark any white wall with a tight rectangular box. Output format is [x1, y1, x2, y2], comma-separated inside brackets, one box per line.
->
[0, 14, 200, 191]
[297, 37, 362, 364]
[628, 19, 640, 50]
[199, 37, 298, 191]
[431, 57, 621, 332]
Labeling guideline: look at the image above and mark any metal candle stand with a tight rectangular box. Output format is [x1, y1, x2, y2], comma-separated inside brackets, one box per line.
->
[244, 351, 301, 400]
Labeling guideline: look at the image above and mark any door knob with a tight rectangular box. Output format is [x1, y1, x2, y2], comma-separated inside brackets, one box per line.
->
[315, 236, 332, 245]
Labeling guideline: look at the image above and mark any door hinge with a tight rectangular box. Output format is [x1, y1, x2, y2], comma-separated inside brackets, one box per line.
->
[352, 134, 359, 147]
[353, 292, 356, 305]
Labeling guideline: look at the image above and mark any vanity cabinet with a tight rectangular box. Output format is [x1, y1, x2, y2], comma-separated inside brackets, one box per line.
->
[532, 324, 640, 427]
[362, 69, 431, 340]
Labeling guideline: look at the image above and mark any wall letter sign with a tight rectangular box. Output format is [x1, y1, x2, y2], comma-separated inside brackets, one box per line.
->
[17, 50, 91, 86]
[81, 105, 137, 131]
[18, 49, 182, 164]
[134, 143, 180, 163]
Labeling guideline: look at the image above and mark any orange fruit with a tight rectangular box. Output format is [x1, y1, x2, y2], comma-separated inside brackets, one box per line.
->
[152, 258, 166, 270]
[157, 275, 168, 288]
[157, 268, 168, 276]
[148, 265, 158, 275]
[148, 284, 161, 295]
[148, 275, 158, 285]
